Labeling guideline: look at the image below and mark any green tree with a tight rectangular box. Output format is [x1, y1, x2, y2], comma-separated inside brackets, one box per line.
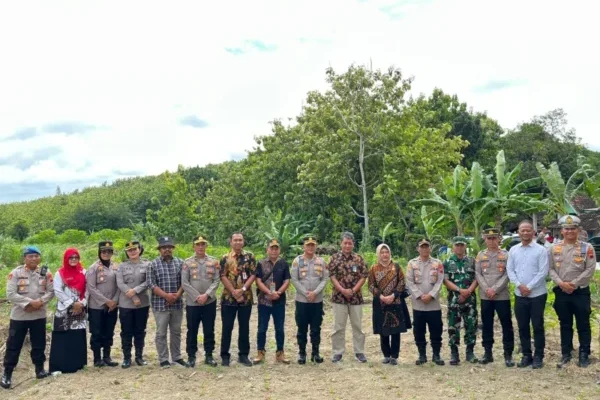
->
[8, 219, 30, 241]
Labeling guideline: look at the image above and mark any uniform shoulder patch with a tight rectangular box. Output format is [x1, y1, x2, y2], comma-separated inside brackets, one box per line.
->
[588, 246, 595, 259]
[183, 263, 189, 270]
[7, 272, 13, 280]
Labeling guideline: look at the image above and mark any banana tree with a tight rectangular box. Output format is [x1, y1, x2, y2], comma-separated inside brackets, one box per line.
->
[257, 206, 312, 260]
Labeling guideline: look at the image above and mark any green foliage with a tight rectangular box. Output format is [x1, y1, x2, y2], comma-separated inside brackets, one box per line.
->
[58, 229, 88, 244]
[8, 219, 30, 241]
[27, 229, 57, 244]
[257, 206, 312, 260]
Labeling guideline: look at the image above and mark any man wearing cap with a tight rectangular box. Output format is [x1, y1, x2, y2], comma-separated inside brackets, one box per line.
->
[148, 236, 185, 368]
[1, 246, 54, 389]
[507, 220, 549, 369]
[253, 239, 292, 364]
[219, 232, 257, 367]
[475, 228, 515, 367]
[86, 241, 120, 367]
[328, 231, 369, 363]
[181, 235, 220, 368]
[550, 215, 597, 368]
[116, 240, 151, 368]
[406, 239, 445, 366]
[443, 236, 479, 365]
[291, 235, 329, 364]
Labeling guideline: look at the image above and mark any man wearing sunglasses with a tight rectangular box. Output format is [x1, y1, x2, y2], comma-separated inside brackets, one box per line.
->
[550, 215, 596, 368]
[443, 236, 479, 366]
[475, 228, 515, 367]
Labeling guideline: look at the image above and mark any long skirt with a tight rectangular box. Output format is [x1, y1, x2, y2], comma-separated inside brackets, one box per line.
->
[49, 329, 87, 373]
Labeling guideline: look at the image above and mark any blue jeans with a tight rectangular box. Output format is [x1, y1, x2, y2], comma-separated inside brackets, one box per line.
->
[257, 303, 285, 351]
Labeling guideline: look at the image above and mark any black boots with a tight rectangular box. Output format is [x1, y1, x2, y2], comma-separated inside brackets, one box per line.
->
[450, 345, 460, 366]
[135, 348, 147, 366]
[504, 352, 515, 367]
[311, 346, 324, 363]
[35, 365, 49, 379]
[432, 350, 445, 366]
[466, 344, 478, 363]
[1, 369, 12, 389]
[93, 349, 105, 367]
[578, 351, 590, 368]
[205, 354, 218, 367]
[479, 348, 494, 365]
[103, 347, 118, 367]
[298, 352, 307, 365]
[415, 347, 427, 365]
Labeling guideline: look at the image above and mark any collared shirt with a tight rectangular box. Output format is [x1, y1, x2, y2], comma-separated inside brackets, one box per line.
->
[405, 256, 444, 311]
[327, 252, 368, 305]
[6, 265, 55, 321]
[86, 260, 120, 310]
[256, 258, 291, 307]
[507, 241, 549, 297]
[290, 254, 329, 303]
[116, 259, 150, 308]
[549, 241, 597, 288]
[148, 256, 184, 311]
[219, 251, 257, 307]
[181, 255, 220, 306]
[475, 248, 510, 301]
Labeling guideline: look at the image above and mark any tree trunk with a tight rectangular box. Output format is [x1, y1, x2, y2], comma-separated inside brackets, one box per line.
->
[358, 134, 370, 247]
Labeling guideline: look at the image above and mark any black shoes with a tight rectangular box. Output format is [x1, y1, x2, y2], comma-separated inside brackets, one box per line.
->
[238, 355, 253, 367]
[135, 356, 148, 366]
[449, 346, 460, 366]
[205, 355, 218, 367]
[466, 345, 478, 363]
[311, 353, 324, 363]
[173, 359, 186, 367]
[35, 365, 49, 379]
[479, 349, 494, 365]
[382, 357, 391, 364]
[1, 370, 12, 389]
[557, 354, 571, 369]
[103, 348, 118, 367]
[532, 356, 544, 369]
[355, 353, 367, 363]
[94, 359, 106, 367]
[185, 357, 196, 368]
[160, 360, 171, 368]
[415, 348, 427, 365]
[332, 354, 342, 363]
[578, 351, 590, 368]
[298, 353, 307, 365]
[221, 356, 230, 367]
[121, 359, 132, 369]
[432, 352, 445, 366]
[504, 354, 515, 368]
[517, 355, 533, 368]
[389, 358, 398, 366]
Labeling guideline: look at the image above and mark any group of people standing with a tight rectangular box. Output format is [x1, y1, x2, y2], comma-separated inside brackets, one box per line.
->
[1, 215, 596, 390]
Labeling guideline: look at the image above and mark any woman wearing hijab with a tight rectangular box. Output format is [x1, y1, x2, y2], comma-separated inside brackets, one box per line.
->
[368, 243, 411, 365]
[86, 241, 120, 367]
[49, 248, 88, 373]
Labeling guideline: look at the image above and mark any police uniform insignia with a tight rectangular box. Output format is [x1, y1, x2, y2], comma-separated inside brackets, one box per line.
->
[566, 216, 573, 224]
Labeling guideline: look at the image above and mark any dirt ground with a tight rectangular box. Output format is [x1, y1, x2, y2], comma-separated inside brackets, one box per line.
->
[1, 301, 600, 400]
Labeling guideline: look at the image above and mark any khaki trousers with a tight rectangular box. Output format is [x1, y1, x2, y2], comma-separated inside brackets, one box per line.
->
[153, 309, 183, 363]
[331, 303, 365, 355]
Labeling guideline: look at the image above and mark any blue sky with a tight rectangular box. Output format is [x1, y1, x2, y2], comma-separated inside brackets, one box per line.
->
[0, 0, 598, 203]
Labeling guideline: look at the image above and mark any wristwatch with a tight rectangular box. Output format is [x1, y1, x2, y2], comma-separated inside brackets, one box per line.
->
[242, 286, 247, 292]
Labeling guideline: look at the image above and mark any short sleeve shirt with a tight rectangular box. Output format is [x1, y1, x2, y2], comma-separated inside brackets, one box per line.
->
[256, 258, 291, 306]
[327, 252, 368, 305]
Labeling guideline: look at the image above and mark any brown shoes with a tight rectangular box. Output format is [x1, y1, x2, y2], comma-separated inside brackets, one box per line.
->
[253, 350, 266, 365]
[276, 351, 290, 364]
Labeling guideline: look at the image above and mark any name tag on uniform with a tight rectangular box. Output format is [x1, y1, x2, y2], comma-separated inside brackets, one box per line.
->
[242, 272, 247, 280]
[351, 265, 358, 273]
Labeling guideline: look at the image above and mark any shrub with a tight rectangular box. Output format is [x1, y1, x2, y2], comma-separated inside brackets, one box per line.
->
[58, 229, 88, 244]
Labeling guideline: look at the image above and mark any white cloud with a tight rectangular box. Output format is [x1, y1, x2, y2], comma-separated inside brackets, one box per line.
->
[0, 0, 598, 201]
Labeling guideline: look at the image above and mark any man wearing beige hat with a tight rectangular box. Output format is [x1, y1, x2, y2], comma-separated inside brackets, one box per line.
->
[182, 235, 220, 368]
[550, 215, 596, 368]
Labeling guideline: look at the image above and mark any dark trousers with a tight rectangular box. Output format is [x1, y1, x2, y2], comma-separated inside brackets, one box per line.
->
[553, 287, 591, 355]
[220, 305, 252, 358]
[186, 302, 217, 358]
[380, 334, 400, 358]
[257, 303, 285, 352]
[481, 300, 514, 354]
[515, 293, 547, 358]
[119, 306, 149, 358]
[413, 310, 443, 351]
[295, 301, 323, 354]
[3, 318, 46, 371]
[88, 308, 119, 353]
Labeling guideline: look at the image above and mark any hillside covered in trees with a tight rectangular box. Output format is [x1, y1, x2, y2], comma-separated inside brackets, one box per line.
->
[1, 65, 599, 255]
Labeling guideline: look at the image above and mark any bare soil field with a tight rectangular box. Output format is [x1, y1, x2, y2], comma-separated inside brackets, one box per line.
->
[1, 301, 599, 400]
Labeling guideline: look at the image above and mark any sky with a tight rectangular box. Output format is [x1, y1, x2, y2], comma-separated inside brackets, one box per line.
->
[1, 0, 598, 203]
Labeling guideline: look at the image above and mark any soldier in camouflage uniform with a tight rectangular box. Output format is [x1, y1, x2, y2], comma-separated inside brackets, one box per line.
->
[443, 236, 479, 365]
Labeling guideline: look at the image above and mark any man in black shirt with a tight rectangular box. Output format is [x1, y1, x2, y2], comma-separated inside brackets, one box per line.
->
[253, 239, 291, 364]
